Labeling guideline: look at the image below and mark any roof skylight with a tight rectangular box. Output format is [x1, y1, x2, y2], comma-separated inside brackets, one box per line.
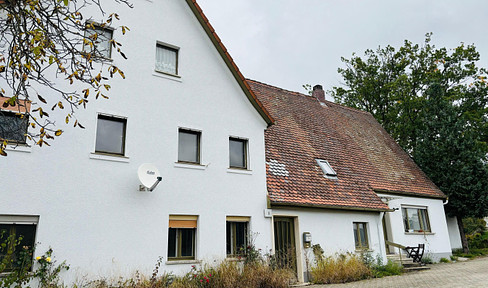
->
[316, 159, 337, 178]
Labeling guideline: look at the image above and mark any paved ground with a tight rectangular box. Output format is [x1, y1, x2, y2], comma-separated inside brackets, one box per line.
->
[308, 257, 488, 288]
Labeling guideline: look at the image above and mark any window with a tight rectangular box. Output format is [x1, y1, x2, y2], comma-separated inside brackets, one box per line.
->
[168, 215, 197, 260]
[353, 222, 368, 250]
[0, 111, 28, 143]
[155, 43, 178, 75]
[85, 24, 113, 58]
[402, 207, 431, 232]
[95, 114, 127, 155]
[178, 129, 200, 164]
[229, 137, 248, 169]
[316, 159, 337, 177]
[0, 215, 38, 272]
[226, 217, 249, 257]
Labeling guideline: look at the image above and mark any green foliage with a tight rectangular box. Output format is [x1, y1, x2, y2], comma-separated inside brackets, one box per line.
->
[440, 258, 450, 263]
[310, 253, 372, 284]
[34, 248, 70, 287]
[466, 232, 488, 249]
[463, 218, 487, 235]
[332, 33, 488, 221]
[0, 0, 132, 156]
[421, 255, 434, 264]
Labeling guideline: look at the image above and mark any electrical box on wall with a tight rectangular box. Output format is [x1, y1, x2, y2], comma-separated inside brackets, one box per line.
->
[303, 232, 312, 248]
[263, 209, 272, 218]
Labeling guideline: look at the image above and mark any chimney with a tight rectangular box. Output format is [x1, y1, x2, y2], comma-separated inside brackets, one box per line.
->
[312, 85, 326, 103]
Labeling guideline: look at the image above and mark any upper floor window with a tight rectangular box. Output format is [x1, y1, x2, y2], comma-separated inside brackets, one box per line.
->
[353, 222, 369, 250]
[95, 114, 127, 155]
[85, 24, 113, 59]
[155, 43, 178, 75]
[402, 207, 431, 233]
[229, 137, 248, 169]
[0, 111, 28, 143]
[178, 128, 200, 164]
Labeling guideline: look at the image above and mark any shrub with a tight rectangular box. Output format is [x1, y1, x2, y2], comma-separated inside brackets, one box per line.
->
[421, 255, 433, 264]
[370, 258, 403, 278]
[466, 232, 488, 249]
[310, 253, 372, 284]
[463, 218, 487, 235]
[439, 258, 450, 263]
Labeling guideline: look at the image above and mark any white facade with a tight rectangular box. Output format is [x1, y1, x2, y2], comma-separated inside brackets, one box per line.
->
[271, 208, 386, 283]
[1, 0, 271, 282]
[446, 216, 462, 250]
[379, 193, 452, 261]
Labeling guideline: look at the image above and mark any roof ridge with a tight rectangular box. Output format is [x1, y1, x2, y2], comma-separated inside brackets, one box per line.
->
[246, 78, 310, 98]
[247, 78, 372, 116]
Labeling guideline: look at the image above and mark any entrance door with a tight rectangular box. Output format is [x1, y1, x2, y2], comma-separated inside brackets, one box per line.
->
[273, 217, 297, 273]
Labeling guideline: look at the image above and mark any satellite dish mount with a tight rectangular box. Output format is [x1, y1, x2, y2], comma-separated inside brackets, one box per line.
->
[138, 163, 162, 192]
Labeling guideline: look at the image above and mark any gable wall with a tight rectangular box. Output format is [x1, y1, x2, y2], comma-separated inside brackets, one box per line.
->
[1, 0, 271, 280]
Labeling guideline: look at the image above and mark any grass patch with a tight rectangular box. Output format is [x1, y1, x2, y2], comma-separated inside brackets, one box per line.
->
[439, 258, 450, 263]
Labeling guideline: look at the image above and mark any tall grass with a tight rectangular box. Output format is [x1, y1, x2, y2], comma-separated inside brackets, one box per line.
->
[310, 253, 372, 284]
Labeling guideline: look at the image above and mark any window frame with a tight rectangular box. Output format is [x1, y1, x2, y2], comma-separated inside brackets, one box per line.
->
[353, 222, 369, 250]
[0, 215, 39, 272]
[316, 159, 337, 178]
[229, 137, 248, 169]
[0, 111, 29, 144]
[167, 228, 196, 260]
[155, 42, 179, 76]
[84, 23, 114, 59]
[94, 114, 127, 156]
[402, 206, 431, 233]
[226, 218, 249, 257]
[177, 128, 201, 164]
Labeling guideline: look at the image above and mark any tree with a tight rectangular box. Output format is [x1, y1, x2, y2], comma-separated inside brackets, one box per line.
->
[332, 34, 488, 253]
[0, 0, 132, 156]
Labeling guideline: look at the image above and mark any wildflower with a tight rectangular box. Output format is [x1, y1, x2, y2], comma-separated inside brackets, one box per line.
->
[36, 256, 41, 260]
[200, 279, 203, 282]
[208, 274, 211, 277]
[46, 257, 51, 262]
[206, 279, 209, 283]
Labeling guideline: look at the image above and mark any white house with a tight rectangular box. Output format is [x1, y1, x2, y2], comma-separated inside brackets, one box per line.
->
[1, 0, 274, 282]
[1, 0, 456, 285]
[248, 81, 454, 282]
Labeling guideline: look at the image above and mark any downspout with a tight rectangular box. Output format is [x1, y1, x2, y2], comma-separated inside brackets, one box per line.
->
[443, 198, 449, 205]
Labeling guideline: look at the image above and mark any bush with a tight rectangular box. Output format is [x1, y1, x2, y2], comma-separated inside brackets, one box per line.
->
[371, 259, 403, 278]
[310, 253, 372, 284]
[439, 258, 450, 263]
[466, 232, 488, 249]
[463, 218, 487, 235]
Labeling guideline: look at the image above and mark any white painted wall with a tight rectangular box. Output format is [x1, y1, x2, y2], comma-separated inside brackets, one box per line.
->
[378, 193, 452, 261]
[446, 216, 462, 250]
[271, 208, 385, 283]
[1, 0, 271, 282]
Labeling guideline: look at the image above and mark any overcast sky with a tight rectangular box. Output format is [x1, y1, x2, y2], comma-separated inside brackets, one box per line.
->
[197, 0, 488, 99]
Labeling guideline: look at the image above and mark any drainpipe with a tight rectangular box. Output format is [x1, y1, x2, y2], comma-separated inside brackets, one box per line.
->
[443, 198, 449, 205]
[377, 212, 385, 262]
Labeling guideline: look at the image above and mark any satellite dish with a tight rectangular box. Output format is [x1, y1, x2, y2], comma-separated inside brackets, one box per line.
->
[138, 163, 162, 191]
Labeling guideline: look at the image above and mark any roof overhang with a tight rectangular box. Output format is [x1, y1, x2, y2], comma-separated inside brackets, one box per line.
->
[374, 189, 447, 200]
[185, 0, 274, 126]
[270, 201, 392, 213]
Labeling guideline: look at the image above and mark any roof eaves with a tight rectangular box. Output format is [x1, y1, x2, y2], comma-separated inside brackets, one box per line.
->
[270, 201, 391, 213]
[185, 0, 274, 126]
[374, 189, 447, 200]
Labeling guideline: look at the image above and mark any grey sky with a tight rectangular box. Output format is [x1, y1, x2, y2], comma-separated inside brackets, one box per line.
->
[197, 0, 488, 99]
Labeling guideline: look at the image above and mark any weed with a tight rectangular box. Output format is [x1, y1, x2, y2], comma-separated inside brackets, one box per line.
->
[439, 257, 450, 263]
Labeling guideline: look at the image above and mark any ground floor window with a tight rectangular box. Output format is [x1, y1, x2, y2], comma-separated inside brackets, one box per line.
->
[402, 207, 431, 232]
[226, 216, 249, 257]
[353, 222, 369, 250]
[0, 215, 38, 272]
[168, 215, 197, 260]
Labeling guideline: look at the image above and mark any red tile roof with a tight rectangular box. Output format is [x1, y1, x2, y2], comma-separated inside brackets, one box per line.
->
[248, 80, 446, 211]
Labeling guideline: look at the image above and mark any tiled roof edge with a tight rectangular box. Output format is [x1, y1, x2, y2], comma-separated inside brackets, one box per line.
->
[374, 189, 447, 199]
[185, 1, 274, 126]
[270, 201, 391, 212]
